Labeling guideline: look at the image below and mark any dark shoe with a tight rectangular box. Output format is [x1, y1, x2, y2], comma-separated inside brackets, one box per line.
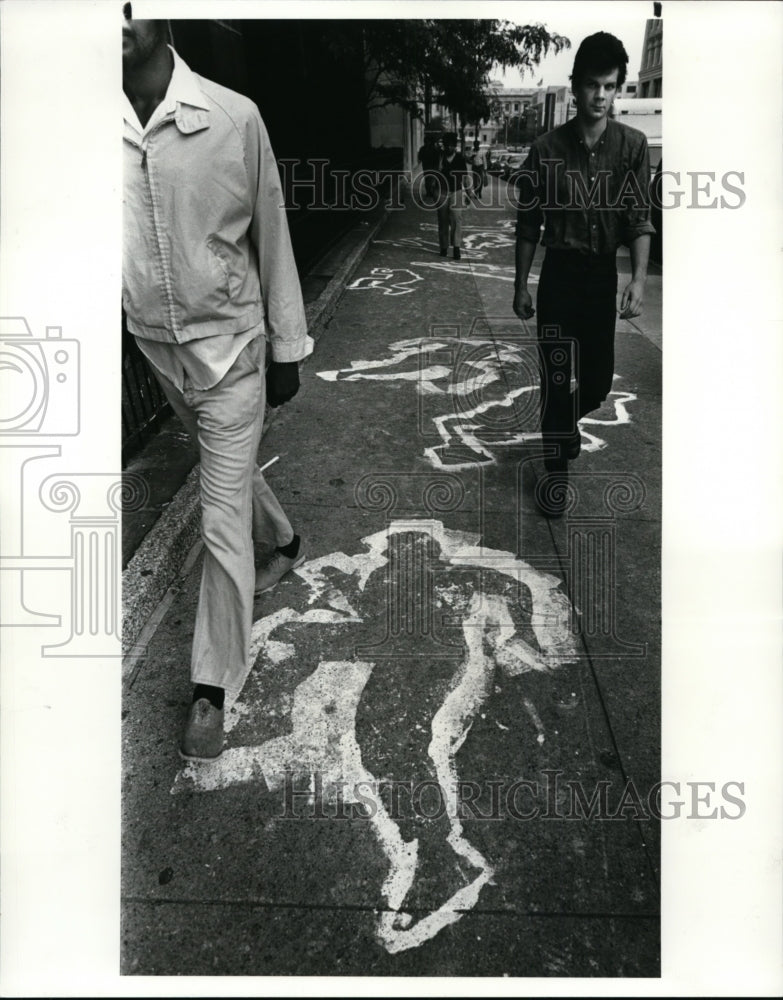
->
[179, 698, 224, 761]
[439, 248, 448, 257]
[453, 247, 461, 260]
[565, 429, 582, 461]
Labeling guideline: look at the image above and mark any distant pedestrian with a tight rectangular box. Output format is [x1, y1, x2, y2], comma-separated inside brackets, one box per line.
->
[417, 134, 441, 203]
[513, 31, 654, 517]
[435, 133, 469, 260]
[469, 140, 487, 199]
[122, 16, 312, 760]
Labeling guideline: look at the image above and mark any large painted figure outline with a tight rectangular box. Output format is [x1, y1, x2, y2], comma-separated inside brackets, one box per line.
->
[173, 520, 578, 954]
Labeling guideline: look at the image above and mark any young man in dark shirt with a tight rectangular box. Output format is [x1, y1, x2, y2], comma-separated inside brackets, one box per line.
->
[513, 32, 654, 516]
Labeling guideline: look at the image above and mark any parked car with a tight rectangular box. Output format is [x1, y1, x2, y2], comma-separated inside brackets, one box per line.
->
[487, 148, 509, 174]
[501, 152, 526, 180]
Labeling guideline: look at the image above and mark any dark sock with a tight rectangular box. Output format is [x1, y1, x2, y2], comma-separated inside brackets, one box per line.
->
[193, 684, 224, 710]
[277, 533, 300, 559]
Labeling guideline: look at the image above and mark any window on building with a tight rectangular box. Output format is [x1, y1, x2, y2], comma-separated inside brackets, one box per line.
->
[514, 103, 519, 111]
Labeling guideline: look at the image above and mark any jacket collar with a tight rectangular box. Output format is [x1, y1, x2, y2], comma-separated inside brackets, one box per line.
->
[168, 48, 211, 133]
[123, 47, 211, 136]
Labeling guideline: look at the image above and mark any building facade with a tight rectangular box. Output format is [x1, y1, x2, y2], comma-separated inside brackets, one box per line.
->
[637, 18, 663, 98]
[369, 101, 423, 174]
[418, 80, 591, 149]
[532, 86, 577, 132]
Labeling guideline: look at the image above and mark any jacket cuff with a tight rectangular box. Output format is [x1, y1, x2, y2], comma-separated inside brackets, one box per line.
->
[270, 333, 314, 364]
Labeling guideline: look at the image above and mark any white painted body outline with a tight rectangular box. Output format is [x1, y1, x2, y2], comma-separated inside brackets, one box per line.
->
[410, 259, 524, 282]
[346, 267, 423, 296]
[373, 224, 515, 259]
[317, 337, 636, 470]
[173, 521, 578, 954]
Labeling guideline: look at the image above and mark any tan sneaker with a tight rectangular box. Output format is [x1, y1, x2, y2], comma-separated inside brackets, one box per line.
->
[254, 546, 305, 596]
[179, 698, 224, 761]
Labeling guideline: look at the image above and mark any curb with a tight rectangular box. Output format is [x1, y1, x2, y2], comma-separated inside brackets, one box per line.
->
[121, 208, 388, 657]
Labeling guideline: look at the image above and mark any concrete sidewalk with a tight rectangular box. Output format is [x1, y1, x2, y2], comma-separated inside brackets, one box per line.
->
[122, 174, 662, 977]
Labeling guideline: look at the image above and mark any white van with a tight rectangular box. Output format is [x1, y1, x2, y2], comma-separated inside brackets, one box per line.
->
[611, 98, 662, 174]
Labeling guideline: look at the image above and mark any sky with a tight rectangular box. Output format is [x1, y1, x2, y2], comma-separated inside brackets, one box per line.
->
[495, 0, 651, 89]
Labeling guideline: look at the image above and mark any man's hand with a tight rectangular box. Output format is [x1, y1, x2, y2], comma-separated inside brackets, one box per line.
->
[619, 278, 645, 319]
[513, 286, 535, 321]
[266, 361, 300, 408]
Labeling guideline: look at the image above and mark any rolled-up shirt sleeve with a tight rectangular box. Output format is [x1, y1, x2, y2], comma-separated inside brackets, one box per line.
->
[246, 108, 313, 363]
[622, 136, 656, 245]
[516, 144, 544, 245]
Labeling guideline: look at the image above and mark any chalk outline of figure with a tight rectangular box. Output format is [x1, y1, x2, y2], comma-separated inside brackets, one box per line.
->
[173, 519, 577, 954]
[347, 267, 424, 296]
[316, 337, 636, 470]
[373, 236, 488, 259]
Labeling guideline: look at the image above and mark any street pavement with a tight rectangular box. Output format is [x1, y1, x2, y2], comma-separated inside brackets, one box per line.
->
[122, 172, 662, 977]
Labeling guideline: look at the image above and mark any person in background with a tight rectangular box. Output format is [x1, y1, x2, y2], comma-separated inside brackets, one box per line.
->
[417, 133, 441, 203]
[435, 133, 469, 260]
[470, 139, 487, 200]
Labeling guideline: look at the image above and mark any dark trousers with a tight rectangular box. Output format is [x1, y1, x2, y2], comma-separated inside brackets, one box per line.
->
[536, 249, 618, 437]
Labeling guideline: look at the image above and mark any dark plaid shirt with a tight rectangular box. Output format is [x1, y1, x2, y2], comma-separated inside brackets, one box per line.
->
[516, 117, 655, 254]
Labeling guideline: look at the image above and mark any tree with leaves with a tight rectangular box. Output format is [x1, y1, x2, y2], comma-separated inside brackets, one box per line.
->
[323, 19, 570, 143]
[431, 21, 569, 146]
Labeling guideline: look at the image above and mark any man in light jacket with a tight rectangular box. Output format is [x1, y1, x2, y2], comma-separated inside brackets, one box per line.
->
[123, 17, 312, 760]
